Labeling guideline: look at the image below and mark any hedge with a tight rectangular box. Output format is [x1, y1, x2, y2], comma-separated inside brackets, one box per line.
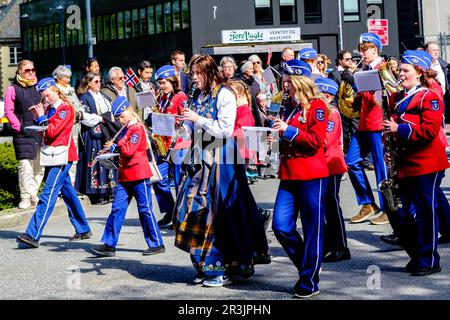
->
[0, 142, 19, 210]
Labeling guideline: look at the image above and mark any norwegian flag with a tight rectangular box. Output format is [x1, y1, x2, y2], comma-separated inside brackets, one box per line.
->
[266, 46, 272, 67]
[125, 67, 140, 88]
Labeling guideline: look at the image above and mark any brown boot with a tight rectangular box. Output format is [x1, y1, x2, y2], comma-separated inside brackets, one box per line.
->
[350, 204, 380, 223]
[370, 212, 389, 225]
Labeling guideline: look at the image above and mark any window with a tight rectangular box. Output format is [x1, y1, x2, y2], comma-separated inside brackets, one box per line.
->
[23, 30, 29, 52]
[38, 26, 43, 50]
[280, 0, 297, 24]
[43, 26, 48, 50]
[33, 28, 38, 51]
[367, 0, 384, 19]
[71, 24, 78, 46]
[103, 15, 110, 41]
[304, 0, 321, 23]
[132, 9, 139, 37]
[117, 12, 124, 39]
[181, 0, 189, 29]
[66, 27, 71, 47]
[255, 0, 272, 25]
[343, 0, 360, 22]
[96, 16, 103, 42]
[49, 25, 55, 49]
[110, 14, 117, 40]
[148, 5, 155, 35]
[9, 47, 21, 65]
[155, 4, 163, 34]
[164, 2, 172, 32]
[124, 11, 132, 38]
[173, 0, 181, 31]
[55, 24, 60, 48]
[140, 8, 147, 36]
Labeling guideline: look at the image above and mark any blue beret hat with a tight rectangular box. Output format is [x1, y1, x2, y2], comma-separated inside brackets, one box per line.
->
[155, 65, 176, 80]
[283, 59, 312, 78]
[112, 96, 130, 117]
[36, 77, 56, 92]
[315, 78, 339, 96]
[402, 50, 432, 70]
[359, 33, 382, 51]
[297, 47, 318, 60]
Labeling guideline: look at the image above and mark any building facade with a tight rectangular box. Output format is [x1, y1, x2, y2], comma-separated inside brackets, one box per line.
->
[18, 0, 413, 79]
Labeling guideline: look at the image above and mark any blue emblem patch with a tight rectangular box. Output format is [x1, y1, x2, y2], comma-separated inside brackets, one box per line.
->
[431, 100, 440, 111]
[130, 133, 139, 144]
[316, 109, 325, 122]
[58, 110, 67, 120]
[327, 121, 335, 132]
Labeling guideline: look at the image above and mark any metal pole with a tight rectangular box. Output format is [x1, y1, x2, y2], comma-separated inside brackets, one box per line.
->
[86, 0, 93, 58]
[338, 0, 344, 51]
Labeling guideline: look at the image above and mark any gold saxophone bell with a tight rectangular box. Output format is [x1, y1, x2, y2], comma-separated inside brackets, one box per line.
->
[379, 63, 402, 95]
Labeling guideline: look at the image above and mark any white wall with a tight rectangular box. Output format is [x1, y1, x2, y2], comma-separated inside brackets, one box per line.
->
[422, 0, 450, 60]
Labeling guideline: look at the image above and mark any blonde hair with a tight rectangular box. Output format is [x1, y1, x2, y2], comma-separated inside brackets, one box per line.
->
[228, 79, 251, 106]
[290, 75, 331, 115]
[317, 54, 331, 75]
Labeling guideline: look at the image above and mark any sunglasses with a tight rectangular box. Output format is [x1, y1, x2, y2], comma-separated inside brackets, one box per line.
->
[253, 61, 261, 65]
[23, 68, 36, 73]
[343, 58, 353, 61]
[92, 80, 101, 84]
[316, 61, 324, 65]
[114, 76, 126, 80]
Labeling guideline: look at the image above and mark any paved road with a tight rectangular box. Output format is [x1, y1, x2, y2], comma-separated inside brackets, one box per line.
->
[0, 171, 449, 301]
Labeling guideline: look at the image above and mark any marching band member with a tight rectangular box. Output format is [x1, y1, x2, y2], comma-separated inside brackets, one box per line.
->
[383, 50, 449, 275]
[174, 55, 268, 287]
[315, 77, 351, 263]
[346, 33, 390, 225]
[145, 65, 188, 228]
[17, 78, 92, 248]
[271, 59, 329, 298]
[91, 96, 165, 257]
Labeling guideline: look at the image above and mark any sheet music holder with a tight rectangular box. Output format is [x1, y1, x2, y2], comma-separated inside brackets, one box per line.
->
[242, 126, 277, 154]
[354, 69, 383, 92]
[135, 91, 156, 110]
[91, 153, 120, 169]
[25, 125, 48, 131]
[151, 113, 177, 137]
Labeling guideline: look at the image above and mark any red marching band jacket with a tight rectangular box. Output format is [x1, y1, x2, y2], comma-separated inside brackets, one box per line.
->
[358, 59, 385, 132]
[43, 101, 78, 162]
[325, 107, 348, 176]
[389, 88, 450, 178]
[117, 121, 153, 182]
[278, 98, 330, 180]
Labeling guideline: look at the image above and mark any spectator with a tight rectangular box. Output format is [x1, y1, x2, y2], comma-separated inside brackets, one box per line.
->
[425, 41, 448, 95]
[248, 54, 277, 100]
[220, 56, 237, 81]
[101, 67, 138, 112]
[274, 47, 295, 75]
[75, 57, 102, 90]
[239, 61, 263, 126]
[75, 73, 117, 205]
[387, 57, 400, 81]
[171, 49, 189, 93]
[4, 60, 44, 209]
[316, 53, 331, 78]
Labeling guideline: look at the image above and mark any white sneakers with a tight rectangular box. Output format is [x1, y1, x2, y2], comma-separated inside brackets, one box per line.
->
[202, 275, 233, 287]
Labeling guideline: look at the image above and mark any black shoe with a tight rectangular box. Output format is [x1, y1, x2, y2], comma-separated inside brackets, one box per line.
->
[411, 266, 441, 276]
[142, 245, 165, 256]
[158, 215, 173, 229]
[323, 248, 351, 263]
[405, 260, 418, 273]
[253, 253, 272, 265]
[91, 244, 116, 257]
[293, 280, 320, 298]
[380, 234, 402, 247]
[17, 234, 39, 248]
[69, 230, 93, 241]
[438, 234, 450, 244]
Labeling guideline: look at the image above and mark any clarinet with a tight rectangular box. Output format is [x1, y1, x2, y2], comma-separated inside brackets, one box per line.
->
[161, 83, 198, 163]
[264, 91, 289, 165]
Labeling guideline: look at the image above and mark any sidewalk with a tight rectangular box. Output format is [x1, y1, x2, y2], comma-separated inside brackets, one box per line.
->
[0, 195, 91, 229]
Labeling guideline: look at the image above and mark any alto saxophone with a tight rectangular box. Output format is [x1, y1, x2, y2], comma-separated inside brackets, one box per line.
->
[378, 86, 402, 212]
[149, 91, 170, 157]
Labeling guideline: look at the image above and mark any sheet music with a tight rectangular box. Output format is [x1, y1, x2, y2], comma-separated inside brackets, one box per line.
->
[96, 153, 120, 160]
[242, 126, 277, 153]
[354, 69, 383, 92]
[151, 113, 177, 137]
[135, 91, 156, 109]
[98, 158, 118, 170]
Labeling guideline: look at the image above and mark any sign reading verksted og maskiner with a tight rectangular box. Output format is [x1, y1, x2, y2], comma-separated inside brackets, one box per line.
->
[221, 28, 301, 44]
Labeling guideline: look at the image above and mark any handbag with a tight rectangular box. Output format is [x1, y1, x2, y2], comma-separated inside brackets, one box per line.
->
[40, 134, 72, 167]
[144, 129, 163, 184]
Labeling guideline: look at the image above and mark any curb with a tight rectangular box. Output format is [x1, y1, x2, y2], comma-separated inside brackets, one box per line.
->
[0, 196, 91, 229]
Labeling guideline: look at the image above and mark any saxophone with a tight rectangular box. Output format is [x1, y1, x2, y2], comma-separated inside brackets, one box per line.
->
[379, 63, 403, 96]
[378, 86, 402, 212]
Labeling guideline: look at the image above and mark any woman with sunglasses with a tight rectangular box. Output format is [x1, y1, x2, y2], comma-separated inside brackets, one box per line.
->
[248, 54, 277, 101]
[3, 60, 44, 209]
[315, 54, 331, 78]
[75, 73, 117, 205]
